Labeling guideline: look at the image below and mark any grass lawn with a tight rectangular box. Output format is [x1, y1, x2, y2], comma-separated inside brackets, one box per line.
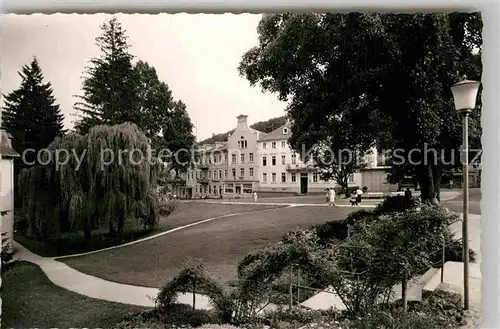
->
[61, 205, 356, 288]
[2, 261, 148, 329]
[15, 202, 284, 257]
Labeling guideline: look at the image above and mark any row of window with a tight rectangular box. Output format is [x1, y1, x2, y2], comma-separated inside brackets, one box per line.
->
[262, 153, 297, 166]
[260, 172, 356, 183]
[196, 168, 256, 179]
[262, 140, 287, 150]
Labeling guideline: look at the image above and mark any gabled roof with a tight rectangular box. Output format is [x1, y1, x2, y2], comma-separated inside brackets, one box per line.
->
[257, 122, 291, 142]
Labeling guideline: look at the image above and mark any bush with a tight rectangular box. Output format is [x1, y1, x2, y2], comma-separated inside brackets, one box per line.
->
[362, 186, 368, 193]
[343, 309, 449, 329]
[313, 220, 349, 244]
[374, 195, 420, 214]
[157, 200, 177, 217]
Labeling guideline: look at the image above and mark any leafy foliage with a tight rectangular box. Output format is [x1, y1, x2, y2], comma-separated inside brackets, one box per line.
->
[238, 13, 482, 201]
[18, 123, 159, 247]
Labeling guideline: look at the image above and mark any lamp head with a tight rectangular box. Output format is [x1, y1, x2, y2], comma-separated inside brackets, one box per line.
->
[450, 79, 480, 112]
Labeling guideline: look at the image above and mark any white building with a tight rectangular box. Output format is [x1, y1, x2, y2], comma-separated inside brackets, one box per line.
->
[168, 115, 396, 199]
[1, 129, 20, 248]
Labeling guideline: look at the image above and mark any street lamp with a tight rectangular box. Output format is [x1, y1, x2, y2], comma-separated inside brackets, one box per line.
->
[450, 79, 480, 311]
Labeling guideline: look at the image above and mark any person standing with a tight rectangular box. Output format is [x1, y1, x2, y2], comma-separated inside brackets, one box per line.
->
[325, 188, 330, 204]
[355, 187, 363, 204]
[329, 187, 336, 206]
[404, 187, 412, 201]
[253, 191, 258, 202]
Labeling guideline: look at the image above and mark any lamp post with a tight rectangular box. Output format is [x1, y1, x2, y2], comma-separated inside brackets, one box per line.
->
[450, 79, 480, 311]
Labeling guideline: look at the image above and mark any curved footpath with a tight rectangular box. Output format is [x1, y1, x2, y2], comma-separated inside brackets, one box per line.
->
[13, 197, 479, 312]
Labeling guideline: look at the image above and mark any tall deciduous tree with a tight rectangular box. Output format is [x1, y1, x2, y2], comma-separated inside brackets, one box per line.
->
[239, 13, 482, 202]
[74, 17, 141, 135]
[133, 60, 196, 174]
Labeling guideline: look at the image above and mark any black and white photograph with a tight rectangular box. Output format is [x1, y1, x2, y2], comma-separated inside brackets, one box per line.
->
[1, 12, 482, 329]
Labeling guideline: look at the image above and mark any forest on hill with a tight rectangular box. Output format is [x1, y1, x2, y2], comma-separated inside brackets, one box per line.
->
[199, 115, 287, 144]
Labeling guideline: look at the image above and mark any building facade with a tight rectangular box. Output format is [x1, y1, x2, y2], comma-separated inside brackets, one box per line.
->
[169, 115, 394, 198]
[1, 129, 20, 248]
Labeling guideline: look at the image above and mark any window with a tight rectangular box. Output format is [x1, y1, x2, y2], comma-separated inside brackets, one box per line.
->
[209, 186, 212, 193]
[208, 171, 212, 179]
[231, 154, 236, 164]
[225, 169, 228, 177]
[272, 156, 276, 166]
[263, 173, 267, 182]
[240, 168, 245, 177]
[241, 153, 245, 163]
[213, 186, 217, 194]
[263, 156, 267, 166]
[272, 173, 277, 182]
[291, 173, 296, 182]
[237, 141, 240, 148]
[232, 168, 236, 177]
[281, 155, 286, 165]
[249, 168, 254, 176]
[283, 127, 288, 134]
[219, 170, 222, 179]
[272, 142, 276, 148]
[263, 143, 267, 149]
[281, 141, 286, 148]
[244, 140, 248, 148]
[292, 153, 297, 164]
[281, 172, 286, 183]
[348, 174, 355, 183]
[313, 173, 318, 183]
[224, 154, 228, 163]
[209, 156, 212, 164]
[249, 153, 254, 162]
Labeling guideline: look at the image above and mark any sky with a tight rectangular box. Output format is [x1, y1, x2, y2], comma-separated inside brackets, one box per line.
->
[1, 13, 287, 141]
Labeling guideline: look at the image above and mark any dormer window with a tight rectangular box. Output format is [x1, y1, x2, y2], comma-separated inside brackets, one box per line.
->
[283, 128, 289, 134]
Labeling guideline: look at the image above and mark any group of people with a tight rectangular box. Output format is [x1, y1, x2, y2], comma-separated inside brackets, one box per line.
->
[326, 187, 364, 206]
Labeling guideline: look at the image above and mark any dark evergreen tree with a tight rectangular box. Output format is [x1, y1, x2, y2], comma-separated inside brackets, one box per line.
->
[74, 16, 141, 134]
[2, 57, 66, 167]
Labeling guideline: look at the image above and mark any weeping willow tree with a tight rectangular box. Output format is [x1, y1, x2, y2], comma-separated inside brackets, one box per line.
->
[19, 123, 159, 247]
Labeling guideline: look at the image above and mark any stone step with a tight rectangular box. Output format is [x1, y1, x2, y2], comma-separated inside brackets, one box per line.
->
[389, 267, 439, 302]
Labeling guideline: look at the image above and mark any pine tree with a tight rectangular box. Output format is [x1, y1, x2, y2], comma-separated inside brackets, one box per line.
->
[74, 17, 141, 134]
[2, 57, 66, 167]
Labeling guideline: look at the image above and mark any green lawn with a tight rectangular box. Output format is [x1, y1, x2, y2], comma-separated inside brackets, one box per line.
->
[2, 261, 149, 329]
[15, 202, 284, 257]
[61, 206, 355, 288]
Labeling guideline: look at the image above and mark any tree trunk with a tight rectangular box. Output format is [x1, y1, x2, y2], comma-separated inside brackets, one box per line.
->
[83, 222, 92, 250]
[401, 276, 408, 312]
[433, 165, 442, 202]
[416, 164, 438, 204]
[109, 221, 116, 235]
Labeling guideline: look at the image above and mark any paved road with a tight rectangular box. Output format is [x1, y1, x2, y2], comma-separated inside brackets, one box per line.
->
[442, 188, 481, 215]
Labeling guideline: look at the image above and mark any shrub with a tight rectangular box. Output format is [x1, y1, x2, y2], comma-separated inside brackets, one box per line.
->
[313, 220, 349, 244]
[374, 195, 420, 214]
[157, 200, 177, 217]
[362, 186, 368, 193]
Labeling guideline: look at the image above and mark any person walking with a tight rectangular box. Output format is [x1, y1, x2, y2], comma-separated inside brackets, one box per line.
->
[329, 187, 336, 206]
[253, 191, 258, 202]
